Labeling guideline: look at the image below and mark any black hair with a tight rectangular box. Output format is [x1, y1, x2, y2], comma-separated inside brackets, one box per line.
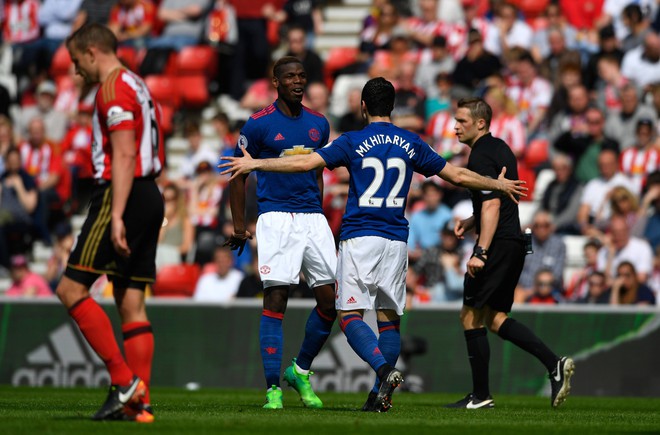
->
[361, 77, 395, 117]
[623, 4, 643, 23]
[273, 56, 304, 79]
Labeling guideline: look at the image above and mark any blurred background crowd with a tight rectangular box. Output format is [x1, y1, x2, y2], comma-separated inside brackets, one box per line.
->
[1, 0, 660, 308]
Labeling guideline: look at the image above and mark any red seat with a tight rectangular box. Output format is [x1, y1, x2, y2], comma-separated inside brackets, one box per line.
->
[145, 75, 180, 107]
[517, 162, 537, 202]
[176, 45, 217, 77]
[157, 103, 175, 135]
[176, 75, 209, 107]
[152, 263, 201, 297]
[117, 46, 139, 72]
[49, 44, 72, 78]
[324, 46, 359, 75]
[323, 46, 358, 88]
[524, 138, 549, 169]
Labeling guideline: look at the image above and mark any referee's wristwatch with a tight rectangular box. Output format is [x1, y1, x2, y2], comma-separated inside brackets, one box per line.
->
[473, 245, 488, 262]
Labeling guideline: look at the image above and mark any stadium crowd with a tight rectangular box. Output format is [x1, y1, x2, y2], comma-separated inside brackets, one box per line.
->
[1, 0, 660, 307]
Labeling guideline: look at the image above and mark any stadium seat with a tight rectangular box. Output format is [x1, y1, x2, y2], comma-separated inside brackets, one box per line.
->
[176, 45, 217, 77]
[532, 168, 556, 203]
[145, 75, 180, 107]
[524, 138, 549, 169]
[117, 46, 139, 72]
[158, 102, 175, 136]
[323, 46, 359, 88]
[517, 162, 537, 202]
[518, 201, 539, 228]
[563, 235, 588, 267]
[176, 75, 209, 108]
[49, 44, 72, 78]
[152, 263, 201, 298]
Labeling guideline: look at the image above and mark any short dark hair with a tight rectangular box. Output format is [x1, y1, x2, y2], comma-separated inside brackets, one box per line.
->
[421, 180, 443, 194]
[623, 4, 643, 23]
[66, 23, 117, 54]
[457, 97, 492, 128]
[273, 56, 303, 79]
[361, 77, 395, 117]
[287, 24, 306, 36]
[432, 35, 447, 48]
[617, 261, 637, 275]
[588, 270, 606, 281]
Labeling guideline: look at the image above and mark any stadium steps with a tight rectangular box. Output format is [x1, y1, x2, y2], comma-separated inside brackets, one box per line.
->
[315, 1, 369, 53]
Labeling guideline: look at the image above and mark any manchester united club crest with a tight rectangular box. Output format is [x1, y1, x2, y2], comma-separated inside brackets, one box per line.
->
[260, 265, 271, 275]
[309, 128, 320, 142]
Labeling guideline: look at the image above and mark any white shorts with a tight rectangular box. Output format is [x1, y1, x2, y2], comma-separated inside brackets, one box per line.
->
[256, 212, 337, 288]
[336, 236, 408, 315]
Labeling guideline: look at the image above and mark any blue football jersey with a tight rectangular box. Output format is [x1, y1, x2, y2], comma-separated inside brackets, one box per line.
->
[317, 121, 447, 242]
[235, 102, 330, 214]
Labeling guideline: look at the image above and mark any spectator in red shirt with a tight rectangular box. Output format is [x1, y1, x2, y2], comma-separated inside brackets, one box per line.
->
[19, 117, 69, 244]
[60, 103, 94, 212]
[108, 0, 157, 49]
[2, 0, 40, 78]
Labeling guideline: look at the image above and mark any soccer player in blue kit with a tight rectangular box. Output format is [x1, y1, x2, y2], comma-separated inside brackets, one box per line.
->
[224, 57, 338, 409]
[220, 77, 527, 411]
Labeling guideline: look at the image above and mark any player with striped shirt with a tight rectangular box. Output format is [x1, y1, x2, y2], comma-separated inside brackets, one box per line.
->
[56, 23, 163, 423]
[220, 77, 527, 411]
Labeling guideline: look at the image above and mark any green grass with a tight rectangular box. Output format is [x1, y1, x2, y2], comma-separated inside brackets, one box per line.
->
[1, 386, 660, 434]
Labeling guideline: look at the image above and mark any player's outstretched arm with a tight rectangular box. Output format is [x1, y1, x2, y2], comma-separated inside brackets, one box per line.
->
[225, 173, 252, 255]
[218, 145, 326, 180]
[438, 164, 527, 204]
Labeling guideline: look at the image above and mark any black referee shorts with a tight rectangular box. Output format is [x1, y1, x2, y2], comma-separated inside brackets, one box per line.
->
[463, 238, 525, 313]
[65, 178, 164, 291]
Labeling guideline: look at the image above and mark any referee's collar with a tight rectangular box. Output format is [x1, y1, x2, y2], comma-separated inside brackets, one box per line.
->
[472, 132, 492, 148]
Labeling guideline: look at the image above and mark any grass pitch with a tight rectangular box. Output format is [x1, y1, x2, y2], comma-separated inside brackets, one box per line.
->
[1, 386, 659, 434]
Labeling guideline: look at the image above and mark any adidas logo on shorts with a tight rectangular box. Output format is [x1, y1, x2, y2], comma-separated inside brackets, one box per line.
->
[346, 296, 357, 304]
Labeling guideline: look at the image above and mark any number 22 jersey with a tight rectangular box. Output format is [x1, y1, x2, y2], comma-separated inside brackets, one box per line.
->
[317, 121, 446, 242]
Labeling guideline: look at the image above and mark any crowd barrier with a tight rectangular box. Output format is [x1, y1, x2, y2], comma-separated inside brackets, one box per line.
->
[1, 298, 658, 397]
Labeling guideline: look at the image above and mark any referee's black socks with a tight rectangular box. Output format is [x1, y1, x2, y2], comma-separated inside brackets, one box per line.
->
[464, 328, 490, 400]
[497, 317, 558, 372]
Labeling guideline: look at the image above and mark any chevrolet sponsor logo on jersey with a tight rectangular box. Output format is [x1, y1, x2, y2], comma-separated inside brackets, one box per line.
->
[279, 145, 314, 157]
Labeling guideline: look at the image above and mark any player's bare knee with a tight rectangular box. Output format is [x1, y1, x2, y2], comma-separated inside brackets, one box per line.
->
[263, 286, 289, 313]
[489, 312, 508, 334]
[55, 277, 88, 308]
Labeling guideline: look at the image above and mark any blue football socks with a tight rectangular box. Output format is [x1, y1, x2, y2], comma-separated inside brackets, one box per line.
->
[371, 319, 401, 393]
[340, 314, 388, 372]
[260, 310, 284, 388]
[296, 307, 336, 370]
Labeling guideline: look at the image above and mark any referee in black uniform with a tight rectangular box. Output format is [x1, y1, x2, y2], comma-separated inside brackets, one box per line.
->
[445, 97, 575, 409]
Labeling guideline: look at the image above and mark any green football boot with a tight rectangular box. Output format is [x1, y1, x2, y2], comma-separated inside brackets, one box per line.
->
[283, 358, 323, 408]
[263, 385, 283, 409]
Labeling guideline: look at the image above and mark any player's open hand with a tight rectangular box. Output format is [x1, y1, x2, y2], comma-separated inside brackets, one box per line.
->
[218, 145, 258, 181]
[498, 167, 527, 204]
[223, 230, 253, 255]
[111, 217, 131, 258]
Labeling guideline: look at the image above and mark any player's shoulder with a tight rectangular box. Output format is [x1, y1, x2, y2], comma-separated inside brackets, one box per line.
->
[99, 68, 124, 104]
[99, 68, 137, 105]
[302, 105, 326, 120]
[250, 104, 276, 121]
